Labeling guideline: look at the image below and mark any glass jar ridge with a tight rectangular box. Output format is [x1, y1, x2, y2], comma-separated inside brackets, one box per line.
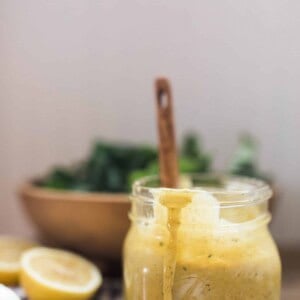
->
[130, 174, 273, 229]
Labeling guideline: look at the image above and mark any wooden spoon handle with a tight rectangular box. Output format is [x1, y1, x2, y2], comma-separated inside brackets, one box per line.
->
[155, 77, 179, 188]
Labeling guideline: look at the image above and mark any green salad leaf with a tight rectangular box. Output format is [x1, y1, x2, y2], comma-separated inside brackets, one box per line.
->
[229, 133, 271, 182]
[38, 132, 271, 193]
[38, 134, 212, 193]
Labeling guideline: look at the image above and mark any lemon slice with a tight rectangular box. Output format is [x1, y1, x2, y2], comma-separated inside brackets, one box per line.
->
[0, 284, 20, 299]
[0, 236, 36, 285]
[20, 247, 102, 300]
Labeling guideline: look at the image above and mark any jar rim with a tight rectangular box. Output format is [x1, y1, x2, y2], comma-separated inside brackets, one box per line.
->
[132, 173, 273, 208]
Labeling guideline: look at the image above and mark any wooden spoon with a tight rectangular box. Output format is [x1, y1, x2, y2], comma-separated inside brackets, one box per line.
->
[155, 77, 179, 188]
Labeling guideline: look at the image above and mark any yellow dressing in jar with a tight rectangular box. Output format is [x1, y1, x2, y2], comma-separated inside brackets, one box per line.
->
[124, 175, 281, 300]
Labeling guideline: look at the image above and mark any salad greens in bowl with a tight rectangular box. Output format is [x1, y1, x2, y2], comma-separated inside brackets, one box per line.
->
[36, 133, 213, 193]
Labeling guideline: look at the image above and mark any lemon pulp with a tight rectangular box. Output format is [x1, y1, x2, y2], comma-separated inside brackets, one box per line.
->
[0, 236, 36, 285]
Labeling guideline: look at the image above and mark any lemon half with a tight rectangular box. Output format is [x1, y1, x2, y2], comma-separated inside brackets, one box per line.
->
[21, 247, 102, 300]
[0, 236, 36, 285]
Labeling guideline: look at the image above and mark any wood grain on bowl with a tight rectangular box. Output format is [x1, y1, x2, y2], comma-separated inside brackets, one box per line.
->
[19, 183, 130, 261]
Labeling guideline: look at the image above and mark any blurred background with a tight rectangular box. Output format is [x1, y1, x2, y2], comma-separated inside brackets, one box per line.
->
[1, 0, 300, 253]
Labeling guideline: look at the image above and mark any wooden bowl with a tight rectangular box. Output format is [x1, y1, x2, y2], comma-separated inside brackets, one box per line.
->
[19, 183, 130, 261]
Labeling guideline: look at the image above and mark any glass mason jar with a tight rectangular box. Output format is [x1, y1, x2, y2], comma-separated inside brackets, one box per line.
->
[123, 174, 281, 300]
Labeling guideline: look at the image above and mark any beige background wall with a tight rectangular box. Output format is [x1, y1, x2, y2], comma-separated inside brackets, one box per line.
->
[1, 0, 300, 247]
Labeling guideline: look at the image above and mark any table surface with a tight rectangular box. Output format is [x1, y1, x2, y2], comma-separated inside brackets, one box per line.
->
[12, 279, 300, 300]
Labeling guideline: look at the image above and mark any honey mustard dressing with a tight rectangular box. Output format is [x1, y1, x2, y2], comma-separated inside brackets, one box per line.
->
[124, 176, 281, 300]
